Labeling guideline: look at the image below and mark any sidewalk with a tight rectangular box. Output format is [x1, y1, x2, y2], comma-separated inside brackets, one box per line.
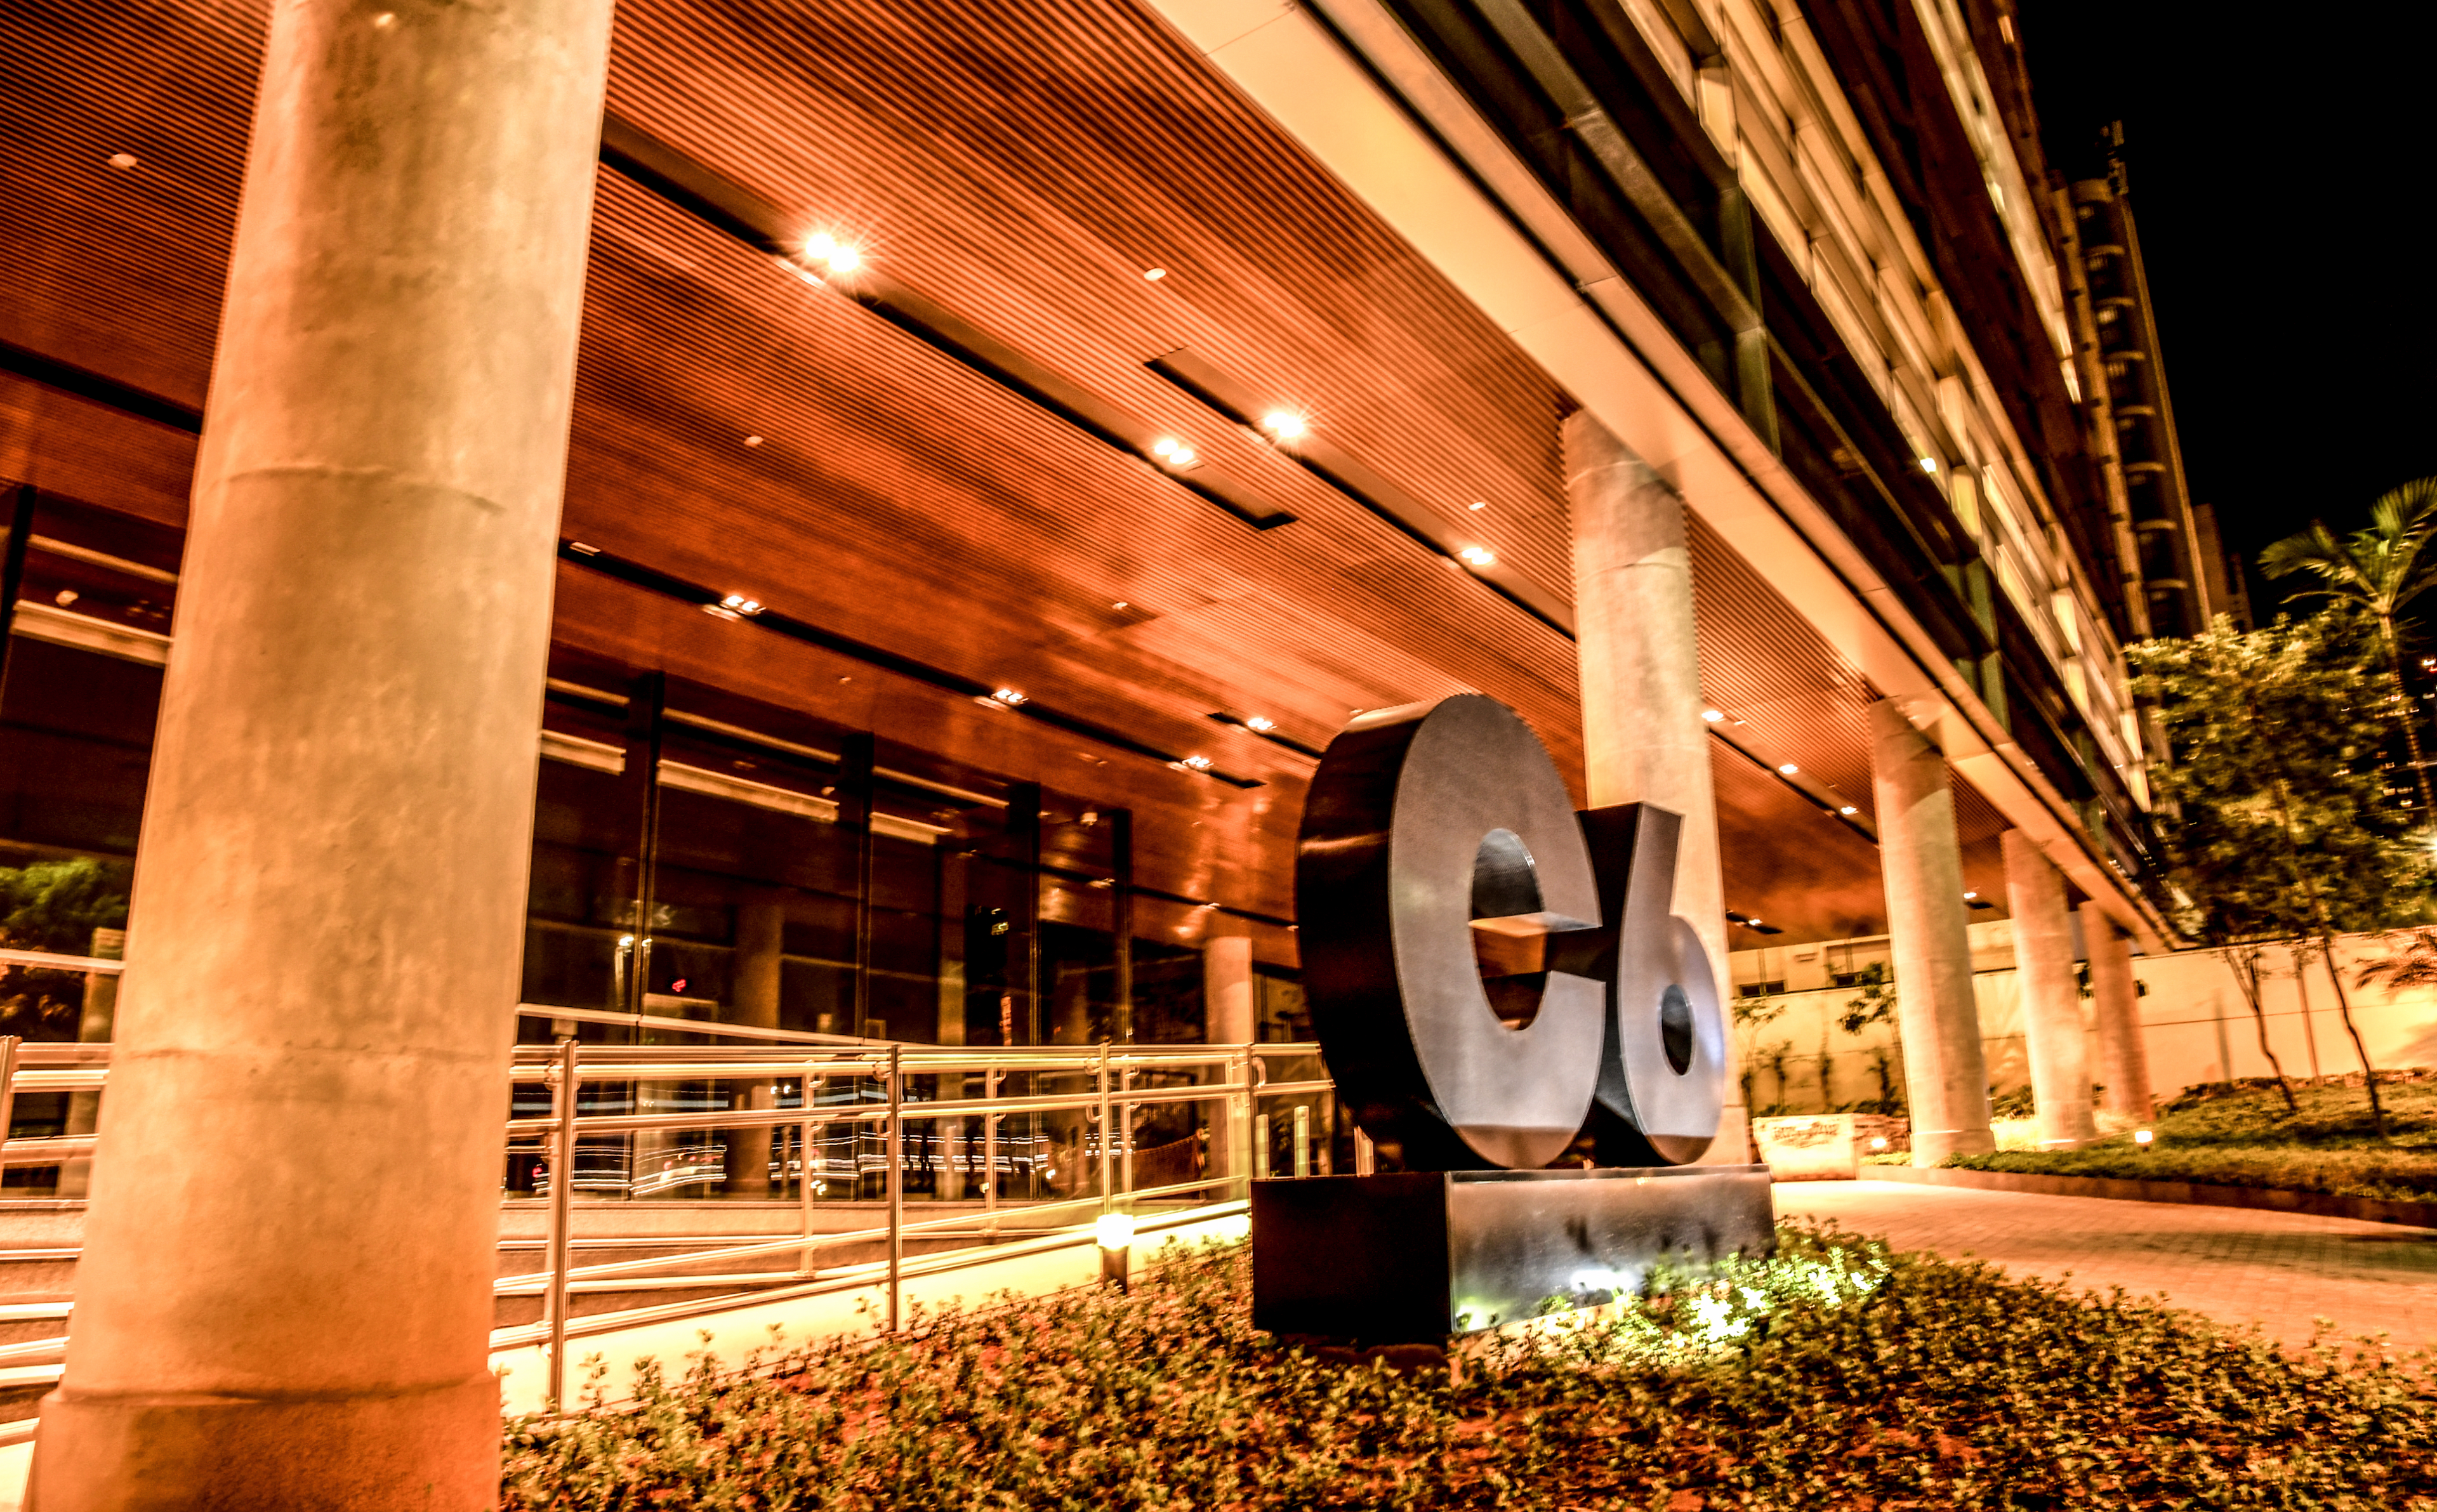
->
[1774, 1178, 2437, 1348]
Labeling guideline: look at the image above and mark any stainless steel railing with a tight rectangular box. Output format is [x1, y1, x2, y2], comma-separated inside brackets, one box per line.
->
[0, 1020, 1337, 1413]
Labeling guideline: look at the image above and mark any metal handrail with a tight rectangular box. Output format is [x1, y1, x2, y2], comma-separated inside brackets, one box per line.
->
[0, 1030, 1340, 1414]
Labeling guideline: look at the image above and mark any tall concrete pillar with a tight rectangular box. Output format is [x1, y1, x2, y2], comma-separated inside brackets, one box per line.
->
[1204, 933, 1255, 1045]
[2082, 902, 2154, 1119]
[30, 1, 616, 1506]
[2000, 830, 2096, 1148]
[725, 897, 786, 1196]
[1562, 413, 1744, 1162]
[1203, 932, 1254, 1182]
[1867, 700, 1995, 1161]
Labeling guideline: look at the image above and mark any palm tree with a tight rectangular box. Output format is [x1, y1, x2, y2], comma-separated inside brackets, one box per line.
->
[2260, 477, 2437, 824]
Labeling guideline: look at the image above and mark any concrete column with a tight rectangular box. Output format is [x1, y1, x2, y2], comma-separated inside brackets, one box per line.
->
[2082, 903, 2154, 1119]
[1203, 933, 1255, 1045]
[2000, 830, 2097, 1148]
[1867, 700, 1995, 1161]
[725, 897, 785, 1196]
[30, 1, 615, 1505]
[1563, 412, 1745, 1162]
[1203, 933, 1254, 1182]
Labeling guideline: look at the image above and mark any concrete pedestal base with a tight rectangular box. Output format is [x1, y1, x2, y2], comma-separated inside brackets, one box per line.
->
[27, 1372, 499, 1512]
[1250, 1165, 1774, 1340]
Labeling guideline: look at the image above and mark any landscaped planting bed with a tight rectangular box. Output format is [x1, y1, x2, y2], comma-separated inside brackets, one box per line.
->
[501, 1223, 2437, 1510]
[1946, 1074, 2437, 1202]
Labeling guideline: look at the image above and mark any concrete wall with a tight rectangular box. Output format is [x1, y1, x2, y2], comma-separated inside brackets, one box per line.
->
[1729, 926, 2437, 1112]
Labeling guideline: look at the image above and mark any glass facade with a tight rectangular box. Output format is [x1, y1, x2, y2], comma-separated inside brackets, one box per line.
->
[1, 487, 1317, 1201]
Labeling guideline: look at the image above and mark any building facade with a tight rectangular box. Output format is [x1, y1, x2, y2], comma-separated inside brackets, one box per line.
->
[1, 0, 2203, 1502]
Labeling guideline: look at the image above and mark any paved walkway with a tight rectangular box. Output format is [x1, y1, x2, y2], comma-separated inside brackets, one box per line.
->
[1773, 1180, 2437, 1350]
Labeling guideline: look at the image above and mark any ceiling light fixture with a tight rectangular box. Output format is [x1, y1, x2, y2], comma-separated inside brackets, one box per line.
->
[1261, 411, 1307, 440]
[802, 232, 861, 273]
[1179, 754, 1213, 772]
[1701, 709, 1726, 723]
[720, 594, 763, 615]
[107, 152, 138, 170]
[1840, 805, 1858, 815]
[1919, 457, 1939, 474]
[1469, 501, 1488, 511]
[743, 435, 764, 447]
[1144, 268, 1167, 281]
[1245, 716, 1276, 732]
[1458, 545, 1496, 568]
[1963, 890, 1978, 900]
[991, 688, 1027, 707]
[1778, 763, 1799, 775]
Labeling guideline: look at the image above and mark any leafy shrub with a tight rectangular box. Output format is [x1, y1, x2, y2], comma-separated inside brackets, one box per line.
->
[501, 1223, 2437, 1509]
[1948, 1075, 2437, 1201]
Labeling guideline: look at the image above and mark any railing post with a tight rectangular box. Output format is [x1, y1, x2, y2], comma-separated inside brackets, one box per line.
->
[798, 1064, 821, 1277]
[1291, 1102, 1311, 1178]
[982, 1067, 1001, 1237]
[1095, 1042, 1113, 1212]
[1229, 1044, 1253, 1200]
[885, 1044, 903, 1333]
[1119, 1065, 1135, 1198]
[544, 1036, 579, 1414]
[0, 1035, 20, 1158]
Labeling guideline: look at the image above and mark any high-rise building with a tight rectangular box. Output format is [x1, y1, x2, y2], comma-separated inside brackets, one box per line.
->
[0, 0, 2195, 1501]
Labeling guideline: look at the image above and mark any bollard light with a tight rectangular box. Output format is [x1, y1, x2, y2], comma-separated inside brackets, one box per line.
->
[1869, 1136, 1888, 1150]
[2134, 1129, 2153, 1147]
[1097, 1211, 1135, 1291]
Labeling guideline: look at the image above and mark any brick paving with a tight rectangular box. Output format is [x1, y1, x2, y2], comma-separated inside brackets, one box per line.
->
[1772, 1179, 2437, 1349]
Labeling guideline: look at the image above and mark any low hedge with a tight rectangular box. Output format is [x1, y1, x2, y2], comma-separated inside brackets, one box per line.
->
[501, 1224, 2437, 1510]
[1945, 1076, 2437, 1202]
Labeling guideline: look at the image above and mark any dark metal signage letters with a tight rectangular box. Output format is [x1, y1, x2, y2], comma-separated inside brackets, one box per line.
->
[1255, 694, 1771, 1339]
[1294, 694, 1727, 1170]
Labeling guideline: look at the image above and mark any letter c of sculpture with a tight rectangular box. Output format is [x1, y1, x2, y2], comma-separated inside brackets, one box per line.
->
[1295, 694, 1726, 1170]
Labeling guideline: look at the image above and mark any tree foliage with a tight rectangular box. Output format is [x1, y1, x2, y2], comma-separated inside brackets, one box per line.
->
[2131, 612, 2419, 1130]
[2261, 475, 2437, 823]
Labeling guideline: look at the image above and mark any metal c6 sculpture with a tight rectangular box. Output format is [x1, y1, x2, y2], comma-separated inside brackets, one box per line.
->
[1294, 694, 1726, 1170]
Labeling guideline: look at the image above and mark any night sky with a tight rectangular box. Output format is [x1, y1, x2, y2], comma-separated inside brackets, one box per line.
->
[2021, 3, 2437, 622]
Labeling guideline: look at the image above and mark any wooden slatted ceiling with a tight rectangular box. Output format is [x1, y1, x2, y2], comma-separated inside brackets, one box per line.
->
[0, 0, 2033, 943]
[601, 0, 1576, 595]
[572, 170, 1584, 782]
[0, 0, 254, 410]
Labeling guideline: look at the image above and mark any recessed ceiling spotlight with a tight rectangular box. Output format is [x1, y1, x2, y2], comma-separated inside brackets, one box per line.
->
[1144, 268, 1167, 280]
[106, 152, 138, 170]
[743, 435, 764, 447]
[1261, 411, 1307, 440]
[1964, 890, 1978, 900]
[992, 688, 1027, 707]
[1113, 600, 1129, 610]
[1919, 457, 1939, 474]
[803, 232, 860, 273]
[1179, 754, 1213, 772]
[1778, 763, 1799, 775]
[1458, 545, 1496, 568]
[1701, 709, 1726, 723]
[714, 593, 763, 617]
[1152, 438, 1179, 456]
[1469, 501, 1488, 511]
[1839, 805, 1858, 815]
[1245, 716, 1276, 732]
